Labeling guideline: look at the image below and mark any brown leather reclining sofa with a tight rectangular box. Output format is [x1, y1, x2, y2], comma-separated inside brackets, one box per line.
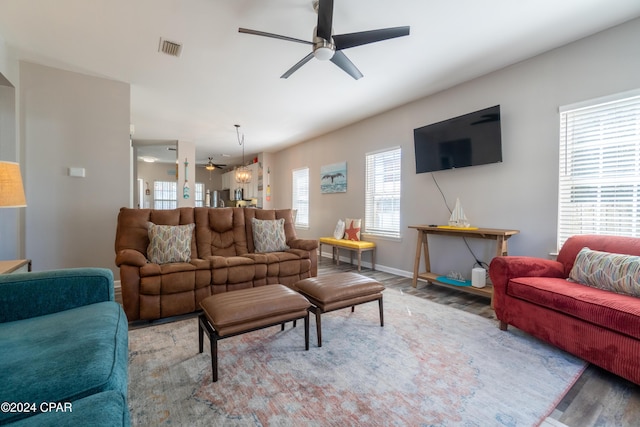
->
[115, 207, 318, 321]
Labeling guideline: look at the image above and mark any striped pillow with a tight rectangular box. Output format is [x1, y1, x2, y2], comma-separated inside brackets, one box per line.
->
[569, 247, 640, 297]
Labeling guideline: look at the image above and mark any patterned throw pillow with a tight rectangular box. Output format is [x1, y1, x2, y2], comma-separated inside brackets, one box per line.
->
[252, 218, 290, 253]
[147, 222, 195, 264]
[344, 218, 361, 241]
[569, 247, 640, 297]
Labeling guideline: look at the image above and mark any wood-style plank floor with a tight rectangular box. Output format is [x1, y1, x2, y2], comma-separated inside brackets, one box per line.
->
[118, 257, 640, 426]
[318, 258, 640, 427]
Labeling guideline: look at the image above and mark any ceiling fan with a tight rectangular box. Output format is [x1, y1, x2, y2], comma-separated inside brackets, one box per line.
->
[238, 0, 410, 80]
[200, 157, 227, 171]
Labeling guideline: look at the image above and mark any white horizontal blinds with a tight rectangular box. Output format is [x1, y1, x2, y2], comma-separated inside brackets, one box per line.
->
[292, 167, 309, 227]
[154, 181, 177, 209]
[365, 147, 401, 238]
[195, 183, 204, 207]
[558, 92, 640, 248]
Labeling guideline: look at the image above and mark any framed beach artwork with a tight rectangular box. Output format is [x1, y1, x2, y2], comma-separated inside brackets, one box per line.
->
[320, 162, 347, 194]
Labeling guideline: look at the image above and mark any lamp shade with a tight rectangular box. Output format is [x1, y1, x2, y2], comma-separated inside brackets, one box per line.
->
[0, 161, 27, 208]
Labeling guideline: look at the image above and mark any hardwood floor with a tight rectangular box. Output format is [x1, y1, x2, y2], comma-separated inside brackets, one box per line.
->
[318, 258, 640, 427]
[118, 258, 639, 425]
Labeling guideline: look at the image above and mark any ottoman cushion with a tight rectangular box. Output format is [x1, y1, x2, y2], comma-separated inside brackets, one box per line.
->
[295, 272, 384, 311]
[200, 285, 310, 336]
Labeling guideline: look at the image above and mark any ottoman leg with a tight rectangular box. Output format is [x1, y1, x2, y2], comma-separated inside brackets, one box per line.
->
[314, 308, 323, 347]
[198, 315, 205, 353]
[304, 312, 310, 351]
[378, 295, 384, 327]
[198, 314, 220, 382]
[211, 334, 218, 382]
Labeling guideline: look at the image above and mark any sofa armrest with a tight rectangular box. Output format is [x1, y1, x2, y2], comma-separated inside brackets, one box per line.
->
[115, 248, 148, 267]
[489, 256, 566, 319]
[0, 268, 115, 323]
[288, 238, 319, 252]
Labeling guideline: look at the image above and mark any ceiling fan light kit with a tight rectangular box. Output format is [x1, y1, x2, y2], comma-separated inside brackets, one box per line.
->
[313, 32, 335, 60]
[238, 0, 409, 79]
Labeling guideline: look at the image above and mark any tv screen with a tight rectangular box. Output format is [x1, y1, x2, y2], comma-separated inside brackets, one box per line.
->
[414, 105, 502, 173]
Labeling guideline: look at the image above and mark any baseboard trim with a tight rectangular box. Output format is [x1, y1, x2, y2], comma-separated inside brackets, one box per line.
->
[319, 251, 412, 278]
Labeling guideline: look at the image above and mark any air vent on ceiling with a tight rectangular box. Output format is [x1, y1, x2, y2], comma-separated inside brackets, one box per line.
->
[159, 38, 182, 57]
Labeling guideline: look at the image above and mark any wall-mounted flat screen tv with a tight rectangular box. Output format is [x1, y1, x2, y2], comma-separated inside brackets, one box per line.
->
[414, 105, 502, 173]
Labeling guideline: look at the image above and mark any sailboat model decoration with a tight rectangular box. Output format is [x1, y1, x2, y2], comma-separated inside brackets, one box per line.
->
[448, 197, 470, 228]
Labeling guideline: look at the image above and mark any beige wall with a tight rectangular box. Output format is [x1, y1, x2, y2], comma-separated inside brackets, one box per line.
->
[272, 18, 640, 279]
[20, 62, 130, 275]
[0, 36, 23, 260]
[3, 18, 639, 280]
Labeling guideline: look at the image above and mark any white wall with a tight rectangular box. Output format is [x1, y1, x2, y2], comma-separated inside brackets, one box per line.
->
[20, 62, 130, 275]
[272, 18, 640, 279]
[0, 77, 21, 260]
[0, 35, 23, 260]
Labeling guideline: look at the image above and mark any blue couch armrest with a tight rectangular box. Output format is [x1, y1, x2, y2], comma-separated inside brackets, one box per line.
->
[0, 268, 115, 323]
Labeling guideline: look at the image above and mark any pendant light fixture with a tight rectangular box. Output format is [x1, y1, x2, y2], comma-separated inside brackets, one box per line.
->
[235, 124, 251, 184]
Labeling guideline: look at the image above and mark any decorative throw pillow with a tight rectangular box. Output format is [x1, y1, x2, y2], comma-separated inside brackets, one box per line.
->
[344, 218, 361, 241]
[569, 247, 640, 297]
[252, 218, 289, 253]
[333, 219, 346, 239]
[147, 222, 195, 264]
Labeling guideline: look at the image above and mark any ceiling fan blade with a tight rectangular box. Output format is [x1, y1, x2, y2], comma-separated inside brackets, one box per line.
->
[333, 26, 410, 50]
[239, 28, 312, 45]
[330, 51, 363, 80]
[316, 0, 334, 41]
[281, 52, 315, 79]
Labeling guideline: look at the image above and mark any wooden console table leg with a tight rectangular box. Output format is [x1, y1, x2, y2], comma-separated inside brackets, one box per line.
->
[496, 235, 508, 257]
[422, 233, 431, 274]
[412, 230, 423, 287]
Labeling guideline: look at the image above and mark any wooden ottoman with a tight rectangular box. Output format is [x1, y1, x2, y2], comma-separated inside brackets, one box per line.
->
[198, 284, 311, 382]
[295, 272, 385, 347]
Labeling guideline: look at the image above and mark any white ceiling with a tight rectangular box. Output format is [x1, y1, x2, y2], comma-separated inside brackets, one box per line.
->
[1, 0, 640, 165]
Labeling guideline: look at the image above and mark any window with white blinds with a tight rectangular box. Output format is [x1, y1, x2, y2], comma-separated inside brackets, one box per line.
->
[154, 181, 177, 209]
[365, 147, 401, 238]
[153, 181, 204, 209]
[292, 167, 309, 228]
[558, 90, 640, 249]
[194, 183, 204, 207]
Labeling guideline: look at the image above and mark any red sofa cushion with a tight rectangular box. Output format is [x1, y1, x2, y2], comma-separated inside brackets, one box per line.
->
[507, 276, 640, 340]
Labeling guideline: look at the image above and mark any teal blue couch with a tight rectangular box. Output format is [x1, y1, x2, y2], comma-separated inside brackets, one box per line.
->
[0, 268, 130, 426]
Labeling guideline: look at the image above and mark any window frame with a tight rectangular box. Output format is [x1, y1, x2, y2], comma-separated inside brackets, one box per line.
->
[364, 146, 402, 239]
[292, 167, 310, 229]
[557, 89, 640, 249]
[153, 180, 177, 210]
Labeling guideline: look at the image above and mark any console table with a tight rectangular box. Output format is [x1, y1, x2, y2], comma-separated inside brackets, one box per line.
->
[408, 226, 519, 302]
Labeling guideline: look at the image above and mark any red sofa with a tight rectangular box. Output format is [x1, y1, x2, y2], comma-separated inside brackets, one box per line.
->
[489, 234, 640, 385]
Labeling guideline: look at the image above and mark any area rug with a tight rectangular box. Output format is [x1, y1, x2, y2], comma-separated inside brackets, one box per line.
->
[128, 289, 586, 426]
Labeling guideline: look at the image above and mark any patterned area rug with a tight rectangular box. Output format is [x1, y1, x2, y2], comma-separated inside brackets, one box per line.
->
[128, 289, 586, 426]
